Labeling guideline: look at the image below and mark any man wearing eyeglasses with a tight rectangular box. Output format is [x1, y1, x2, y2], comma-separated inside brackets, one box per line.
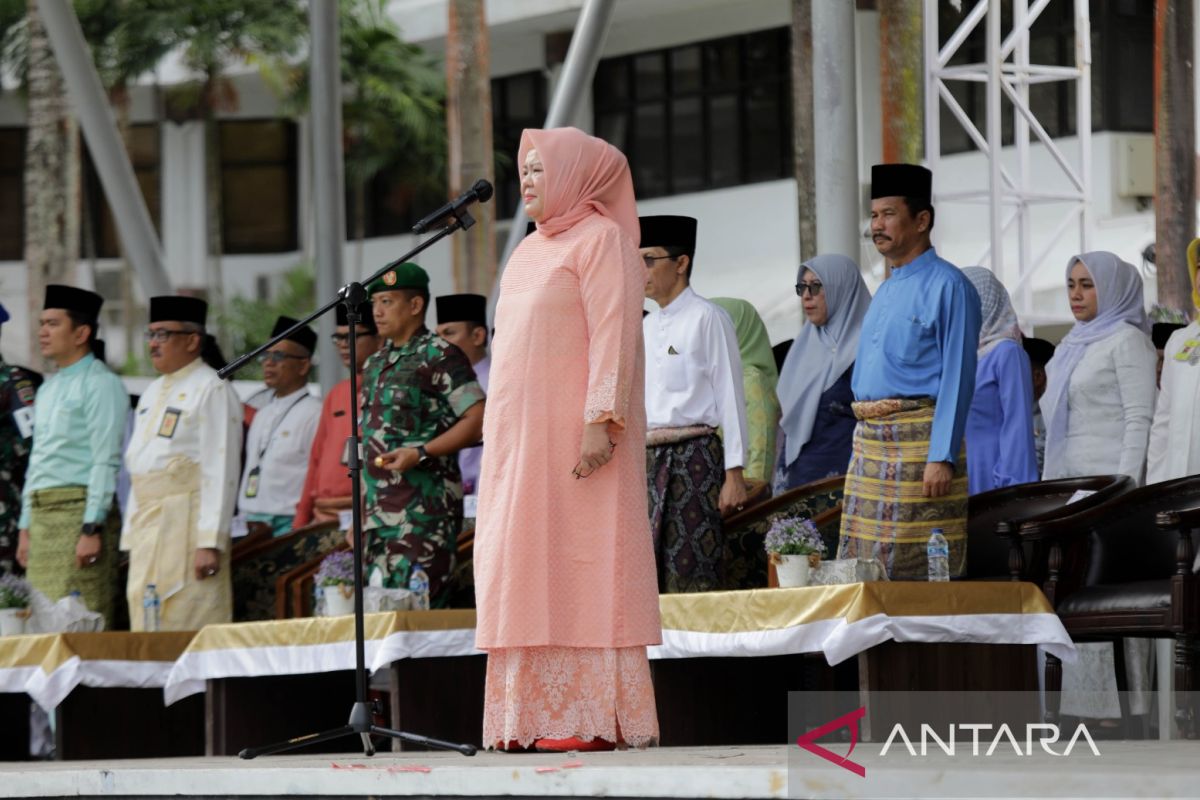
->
[122, 295, 243, 630]
[433, 293, 490, 504]
[293, 303, 381, 531]
[640, 215, 749, 594]
[237, 317, 321, 538]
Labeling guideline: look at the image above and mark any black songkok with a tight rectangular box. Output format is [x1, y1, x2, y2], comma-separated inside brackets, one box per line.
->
[1022, 336, 1056, 368]
[1153, 322, 1185, 350]
[44, 285, 102, 320]
[271, 316, 317, 355]
[149, 295, 207, 325]
[870, 163, 933, 202]
[638, 215, 698, 256]
[436, 294, 487, 327]
[334, 302, 377, 334]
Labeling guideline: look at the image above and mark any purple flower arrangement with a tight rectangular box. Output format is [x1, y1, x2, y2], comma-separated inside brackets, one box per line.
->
[763, 517, 826, 558]
[0, 574, 31, 609]
[315, 550, 357, 587]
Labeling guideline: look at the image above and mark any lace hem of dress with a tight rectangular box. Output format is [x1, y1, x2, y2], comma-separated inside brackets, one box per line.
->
[584, 371, 625, 425]
[482, 645, 659, 750]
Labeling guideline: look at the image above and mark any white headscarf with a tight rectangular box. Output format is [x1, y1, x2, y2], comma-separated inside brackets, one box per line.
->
[1042, 251, 1151, 475]
[962, 267, 1022, 358]
[777, 254, 872, 467]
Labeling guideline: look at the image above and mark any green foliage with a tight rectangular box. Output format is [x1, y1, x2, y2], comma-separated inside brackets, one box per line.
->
[215, 263, 315, 380]
[261, 0, 447, 208]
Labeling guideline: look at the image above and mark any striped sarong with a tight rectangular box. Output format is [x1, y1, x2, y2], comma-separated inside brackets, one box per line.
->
[836, 398, 968, 580]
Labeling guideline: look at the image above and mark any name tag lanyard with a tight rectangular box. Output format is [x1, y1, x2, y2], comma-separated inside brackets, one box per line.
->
[245, 393, 308, 497]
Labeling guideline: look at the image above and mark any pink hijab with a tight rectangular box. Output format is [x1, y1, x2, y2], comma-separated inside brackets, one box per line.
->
[519, 127, 640, 244]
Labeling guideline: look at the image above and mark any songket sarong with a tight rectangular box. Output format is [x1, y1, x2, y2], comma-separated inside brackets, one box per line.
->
[646, 427, 725, 593]
[26, 487, 121, 628]
[125, 460, 231, 631]
[836, 399, 968, 579]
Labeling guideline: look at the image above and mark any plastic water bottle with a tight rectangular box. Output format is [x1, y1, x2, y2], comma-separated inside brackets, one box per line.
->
[927, 529, 950, 582]
[142, 584, 161, 631]
[408, 565, 430, 611]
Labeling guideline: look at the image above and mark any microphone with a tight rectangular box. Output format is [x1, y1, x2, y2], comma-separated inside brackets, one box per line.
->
[412, 179, 494, 233]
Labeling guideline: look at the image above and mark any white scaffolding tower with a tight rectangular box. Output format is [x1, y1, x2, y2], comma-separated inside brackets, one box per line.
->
[924, 0, 1092, 321]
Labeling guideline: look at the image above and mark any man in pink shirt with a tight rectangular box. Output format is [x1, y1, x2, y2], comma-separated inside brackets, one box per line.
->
[292, 303, 381, 530]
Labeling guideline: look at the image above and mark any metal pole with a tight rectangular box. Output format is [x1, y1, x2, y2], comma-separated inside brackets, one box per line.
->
[496, 0, 616, 280]
[986, 0, 1004, 275]
[309, 0, 346, 394]
[1014, 0, 1033, 318]
[35, 0, 170, 297]
[811, 0, 860, 260]
[1076, 0, 1092, 256]
[923, 0, 940, 176]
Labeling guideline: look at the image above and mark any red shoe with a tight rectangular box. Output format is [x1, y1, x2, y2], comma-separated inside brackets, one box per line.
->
[495, 739, 531, 752]
[533, 736, 616, 752]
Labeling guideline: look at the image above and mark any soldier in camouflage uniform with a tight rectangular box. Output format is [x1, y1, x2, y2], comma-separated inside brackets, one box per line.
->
[361, 262, 486, 604]
[0, 302, 40, 576]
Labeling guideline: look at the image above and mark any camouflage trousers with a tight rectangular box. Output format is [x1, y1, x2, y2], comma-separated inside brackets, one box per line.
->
[365, 515, 460, 607]
[26, 487, 122, 629]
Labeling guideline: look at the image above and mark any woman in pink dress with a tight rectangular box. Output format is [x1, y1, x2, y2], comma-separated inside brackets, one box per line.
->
[473, 127, 662, 752]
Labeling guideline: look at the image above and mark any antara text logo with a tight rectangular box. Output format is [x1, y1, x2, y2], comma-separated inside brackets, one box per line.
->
[796, 707, 1101, 778]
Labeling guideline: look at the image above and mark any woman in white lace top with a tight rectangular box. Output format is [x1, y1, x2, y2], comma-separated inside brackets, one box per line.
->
[1041, 251, 1157, 723]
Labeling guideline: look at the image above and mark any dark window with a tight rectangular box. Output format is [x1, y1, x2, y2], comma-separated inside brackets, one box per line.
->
[937, 0, 1152, 156]
[492, 71, 548, 217]
[81, 124, 161, 259]
[0, 129, 24, 260]
[345, 169, 444, 239]
[219, 120, 298, 253]
[593, 28, 792, 200]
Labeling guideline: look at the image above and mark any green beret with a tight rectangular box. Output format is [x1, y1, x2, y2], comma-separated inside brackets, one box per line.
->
[368, 262, 429, 295]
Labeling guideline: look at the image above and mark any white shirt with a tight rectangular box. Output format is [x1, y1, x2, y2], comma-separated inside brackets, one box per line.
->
[1040, 325, 1156, 484]
[1148, 320, 1200, 484]
[122, 359, 243, 548]
[238, 385, 322, 517]
[644, 287, 748, 470]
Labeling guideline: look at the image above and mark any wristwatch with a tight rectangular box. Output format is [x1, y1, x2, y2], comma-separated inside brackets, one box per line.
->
[415, 444, 432, 466]
[80, 522, 103, 537]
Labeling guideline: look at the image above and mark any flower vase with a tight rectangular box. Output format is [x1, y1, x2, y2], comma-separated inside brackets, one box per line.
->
[775, 555, 812, 588]
[323, 584, 355, 617]
[0, 607, 29, 636]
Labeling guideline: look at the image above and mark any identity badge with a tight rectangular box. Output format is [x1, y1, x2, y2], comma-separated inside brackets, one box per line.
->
[157, 407, 182, 438]
[245, 466, 261, 498]
[12, 406, 33, 439]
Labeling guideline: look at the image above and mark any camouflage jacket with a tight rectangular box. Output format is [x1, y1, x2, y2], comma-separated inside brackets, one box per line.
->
[360, 328, 485, 531]
[0, 359, 39, 575]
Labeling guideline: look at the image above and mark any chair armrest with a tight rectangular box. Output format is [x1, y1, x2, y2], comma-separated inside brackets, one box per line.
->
[1156, 505, 1200, 530]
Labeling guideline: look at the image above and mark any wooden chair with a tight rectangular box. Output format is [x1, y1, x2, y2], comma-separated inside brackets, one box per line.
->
[231, 519, 342, 621]
[274, 544, 349, 620]
[965, 474, 1135, 581]
[1019, 475, 1200, 734]
[722, 474, 846, 590]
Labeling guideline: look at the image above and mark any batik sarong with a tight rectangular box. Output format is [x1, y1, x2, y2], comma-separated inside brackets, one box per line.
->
[647, 428, 724, 593]
[26, 487, 121, 628]
[836, 398, 968, 579]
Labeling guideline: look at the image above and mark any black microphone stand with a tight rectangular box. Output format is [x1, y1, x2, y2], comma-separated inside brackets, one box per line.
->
[221, 203, 481, 759]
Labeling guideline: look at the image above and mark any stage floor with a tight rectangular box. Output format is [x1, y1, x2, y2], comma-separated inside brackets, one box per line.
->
[2, 742, 1200, 799]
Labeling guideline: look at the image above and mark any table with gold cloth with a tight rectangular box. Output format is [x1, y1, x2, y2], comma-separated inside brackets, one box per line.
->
[164, 582, 1075, 705]
[0, 631, 196, 712]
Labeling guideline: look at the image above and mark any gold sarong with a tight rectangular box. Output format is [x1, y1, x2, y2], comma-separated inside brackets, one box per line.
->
[836, 399, 968, 580]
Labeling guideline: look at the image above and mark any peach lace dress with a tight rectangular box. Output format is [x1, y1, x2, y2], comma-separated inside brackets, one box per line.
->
[473, 128, 662, 749]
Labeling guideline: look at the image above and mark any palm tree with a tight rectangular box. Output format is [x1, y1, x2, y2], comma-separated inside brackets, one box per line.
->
[263, 0, 446, 271]
[143, 0, 306, 334]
